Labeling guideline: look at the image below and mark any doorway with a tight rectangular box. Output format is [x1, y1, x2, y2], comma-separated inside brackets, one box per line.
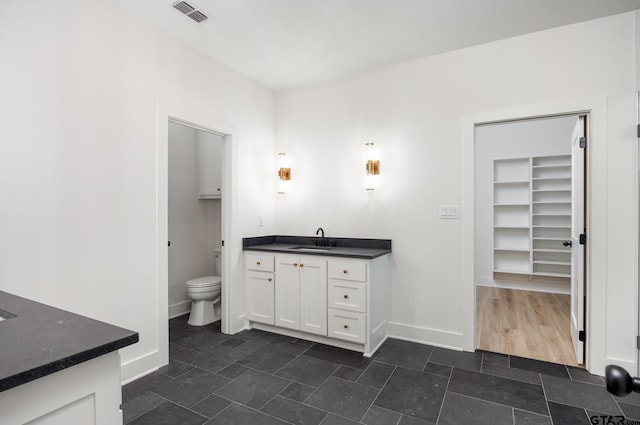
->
[154, 101, 237, 370]
[168, 121, 224, 319]
[473, 114, 587, 366]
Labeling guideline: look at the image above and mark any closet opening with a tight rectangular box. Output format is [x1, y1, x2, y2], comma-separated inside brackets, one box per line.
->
[474, 114, 587, 367]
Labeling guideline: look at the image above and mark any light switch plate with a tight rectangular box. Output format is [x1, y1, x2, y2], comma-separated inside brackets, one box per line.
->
[258, 215, 264, 227]
[439, 205, 460, 219]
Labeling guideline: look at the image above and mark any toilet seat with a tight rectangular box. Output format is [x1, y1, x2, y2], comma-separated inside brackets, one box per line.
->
[186, 276, 221, 289]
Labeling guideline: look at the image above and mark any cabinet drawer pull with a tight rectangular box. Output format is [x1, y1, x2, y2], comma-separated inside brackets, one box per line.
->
[256, 261, 261, 265]
[343, 269, 348, 274]
[293, 263, 298, 267]
[267, 278, 272, 282]
[216, 187, 221, 191]
[343, 294, 349, 299]
[343, 324, 349, 329]
[300, 263, 304, 267]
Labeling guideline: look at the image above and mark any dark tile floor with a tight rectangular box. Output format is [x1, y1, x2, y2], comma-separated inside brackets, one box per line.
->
[121, 316, 640, 425]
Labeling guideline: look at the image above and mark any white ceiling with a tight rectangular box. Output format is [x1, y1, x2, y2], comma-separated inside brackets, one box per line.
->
[118, 0, 640, 90]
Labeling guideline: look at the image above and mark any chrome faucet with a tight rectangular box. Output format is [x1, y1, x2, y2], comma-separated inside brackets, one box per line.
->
[316, 227, 324, 238]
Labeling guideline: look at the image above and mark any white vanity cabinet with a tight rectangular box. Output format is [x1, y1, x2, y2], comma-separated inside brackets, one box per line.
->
[246, 253, 275, 325]
[244, 251, 389, 357]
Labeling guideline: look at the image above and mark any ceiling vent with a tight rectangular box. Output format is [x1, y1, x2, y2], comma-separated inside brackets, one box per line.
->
[172, 1, 209, 23]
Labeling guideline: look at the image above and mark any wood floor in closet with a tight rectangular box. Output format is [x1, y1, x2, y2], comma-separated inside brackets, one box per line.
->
[476, 286, 579, 367]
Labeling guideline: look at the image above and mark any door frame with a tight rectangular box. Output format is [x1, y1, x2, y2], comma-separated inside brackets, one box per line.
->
[461, 98, 607, 373]
[637, 91, 640, 377]
[570, 115, 587, 365]
[155, 100, 238, 368]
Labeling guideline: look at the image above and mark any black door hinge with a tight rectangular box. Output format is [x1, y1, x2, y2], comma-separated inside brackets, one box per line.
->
[579, 137, 587, 149]
[637, 335, 640, 350]
[221, 240, 225, 247]
[579, 330, 586, 342]
[168, 241, 171, 246]
[637, 124, 640, 138]
[579, 234, 586, 245]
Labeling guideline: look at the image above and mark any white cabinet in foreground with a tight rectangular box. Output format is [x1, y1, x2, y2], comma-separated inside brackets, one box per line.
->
[0, 352, 123, 425]
[245, 251, 389, 357]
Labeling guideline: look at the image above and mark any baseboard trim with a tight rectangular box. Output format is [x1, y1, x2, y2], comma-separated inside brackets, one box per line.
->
[476, 277, 570, 295]
[120, 350, 163, 385]
[387, 321, 464, 351]
[596, 356, 637, 378]
[365, 334, 388, 358]
[169, 300, 191, 319]
[251, 323, 365, 353]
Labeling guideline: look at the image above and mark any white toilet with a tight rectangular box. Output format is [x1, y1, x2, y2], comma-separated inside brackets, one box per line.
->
[185, 250, 222, 326]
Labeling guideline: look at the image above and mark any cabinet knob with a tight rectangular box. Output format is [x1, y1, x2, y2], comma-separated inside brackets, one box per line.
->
[300, 263, 304, 267]
[293, 263, 298, 267]
[343, 269, 348, 274]
[267, 278, 272, 282]
[216, 188, 221, 191]
[343, 324, 349, 329]
[343, 294, 349, 299]
[256, 261, 261, 265]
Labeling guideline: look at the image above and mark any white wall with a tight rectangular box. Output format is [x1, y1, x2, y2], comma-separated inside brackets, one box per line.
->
[475, 116, 576, 288]
[168, 123, 222, 316]
[0, 0, 276, 382]
[1, 0, 638, 382]
[275, 12, 638, 373]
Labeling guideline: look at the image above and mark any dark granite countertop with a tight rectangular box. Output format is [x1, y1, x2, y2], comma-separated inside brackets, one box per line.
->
[243, 236, 391, 259]
[0, 291, 138, 393]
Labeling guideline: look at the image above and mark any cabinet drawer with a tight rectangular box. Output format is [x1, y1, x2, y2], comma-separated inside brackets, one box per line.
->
[328, 279, 366, 312]
[328, 309, 365, 344]
[246, 254, 274, 272]
[328, 261, 366, 282]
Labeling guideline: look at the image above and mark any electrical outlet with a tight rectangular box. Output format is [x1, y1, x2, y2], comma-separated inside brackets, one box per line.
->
[439, 205, 460, 219]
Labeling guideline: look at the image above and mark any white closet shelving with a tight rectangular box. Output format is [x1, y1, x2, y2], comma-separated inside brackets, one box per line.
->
[493, 155, 571, 279]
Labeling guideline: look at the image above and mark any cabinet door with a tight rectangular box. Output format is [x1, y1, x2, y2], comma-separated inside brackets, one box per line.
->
[275, 256, 300, 330]
[299, 258, 327, 336]
[246, 271, 274, 325]
[198, 133, 223, 198]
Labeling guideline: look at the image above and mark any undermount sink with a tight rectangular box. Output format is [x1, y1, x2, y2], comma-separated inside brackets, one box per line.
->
[291, 246, 331, 252]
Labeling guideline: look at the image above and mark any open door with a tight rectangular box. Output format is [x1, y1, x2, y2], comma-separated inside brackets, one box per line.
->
[570, 115, 586, 364]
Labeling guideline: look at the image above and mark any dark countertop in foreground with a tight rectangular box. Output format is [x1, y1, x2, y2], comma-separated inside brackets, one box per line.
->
[243, 235, 391, 259]
[0, 291, 138, 393]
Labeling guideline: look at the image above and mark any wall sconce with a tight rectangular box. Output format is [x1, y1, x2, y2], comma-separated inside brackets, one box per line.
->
[277, 152, 291, 194]
[365, 142, 380, 191]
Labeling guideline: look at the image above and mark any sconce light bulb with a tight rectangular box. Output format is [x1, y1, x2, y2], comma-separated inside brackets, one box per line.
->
[364, 142, 380, 191]
[277, 152, 291, 194]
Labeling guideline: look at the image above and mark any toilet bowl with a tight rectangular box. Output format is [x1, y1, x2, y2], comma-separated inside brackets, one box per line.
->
[185, 276, 221, 326]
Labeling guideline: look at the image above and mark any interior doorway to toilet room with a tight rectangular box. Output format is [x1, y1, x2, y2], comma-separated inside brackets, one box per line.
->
[168, 121, 224, 319]
[474, 114, 587, 367]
